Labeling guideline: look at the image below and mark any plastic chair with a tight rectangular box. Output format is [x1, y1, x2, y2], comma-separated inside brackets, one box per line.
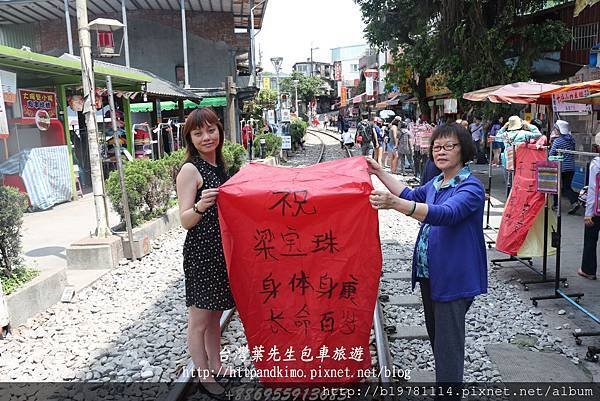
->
[73, 165, 84, 198]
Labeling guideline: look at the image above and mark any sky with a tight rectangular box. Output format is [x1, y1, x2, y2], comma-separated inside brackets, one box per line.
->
[255, 0, 367, 74]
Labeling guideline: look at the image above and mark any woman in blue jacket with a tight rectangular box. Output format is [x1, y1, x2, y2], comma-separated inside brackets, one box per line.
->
[368, 123, 487, 385]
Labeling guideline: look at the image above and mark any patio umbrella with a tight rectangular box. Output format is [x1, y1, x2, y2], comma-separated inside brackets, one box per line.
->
[463, 81, 560, 104]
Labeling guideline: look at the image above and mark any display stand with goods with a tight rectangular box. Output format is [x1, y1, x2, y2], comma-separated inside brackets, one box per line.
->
[531, 149, 600, 348]
[132, 123, 153, 159]
[489, 143, 535, 271]
[152, 122, 175, 158]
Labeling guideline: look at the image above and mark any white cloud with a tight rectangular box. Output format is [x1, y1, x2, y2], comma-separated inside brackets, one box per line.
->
[255, 0, 367, 73]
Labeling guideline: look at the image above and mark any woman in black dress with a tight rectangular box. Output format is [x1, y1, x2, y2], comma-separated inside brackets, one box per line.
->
[176, 108, 235, 396]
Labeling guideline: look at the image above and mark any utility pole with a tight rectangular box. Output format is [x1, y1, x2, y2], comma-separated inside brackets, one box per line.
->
[75, 0, 110, 238]
[121, 0, 130, 67]
[270, 57, 283, 124]
[249, 1, 267, 86]
[106, 76, 134, 258]
[63, 0, 73, 55]
[180, 0, 190, 88]
[225, 76, 237, 143]
[310, 46, 319, 77]
[293, 79, 299, 115]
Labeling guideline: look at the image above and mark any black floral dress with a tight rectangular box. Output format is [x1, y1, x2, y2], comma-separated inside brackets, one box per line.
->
[182, 157, 235, 310]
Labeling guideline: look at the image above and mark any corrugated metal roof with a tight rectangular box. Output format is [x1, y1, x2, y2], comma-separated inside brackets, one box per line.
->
[0, 44, 150, 89]
[0, 0, 268, 29]
[60, 53, 200, 99]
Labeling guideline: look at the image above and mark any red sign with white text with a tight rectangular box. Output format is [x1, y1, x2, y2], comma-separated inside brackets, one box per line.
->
[19, 89, 58, 119]
[218, 157, 382, 383]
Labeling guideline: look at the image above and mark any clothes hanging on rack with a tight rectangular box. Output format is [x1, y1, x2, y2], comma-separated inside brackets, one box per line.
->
[133, 123, 153, 159]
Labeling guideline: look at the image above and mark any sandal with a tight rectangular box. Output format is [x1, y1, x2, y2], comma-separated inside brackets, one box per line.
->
[577, 269, 597, 280]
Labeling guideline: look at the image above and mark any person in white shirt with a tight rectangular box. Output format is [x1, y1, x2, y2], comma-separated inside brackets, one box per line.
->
[579, 133, 600, 280]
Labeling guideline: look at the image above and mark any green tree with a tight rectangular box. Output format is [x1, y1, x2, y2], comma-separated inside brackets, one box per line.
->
[355, 0, 571, 114]
[244, 89, 277, 123]
[279, 71, 327, 107]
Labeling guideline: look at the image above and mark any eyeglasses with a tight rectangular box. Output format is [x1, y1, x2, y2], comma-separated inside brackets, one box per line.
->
[432, 143, 459, 152]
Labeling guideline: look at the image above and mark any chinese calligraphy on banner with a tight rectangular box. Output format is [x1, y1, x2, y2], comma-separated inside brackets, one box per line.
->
[218, 157, 382, 383]
[552, 89, 591, 113]
[19, 89, 58, 119]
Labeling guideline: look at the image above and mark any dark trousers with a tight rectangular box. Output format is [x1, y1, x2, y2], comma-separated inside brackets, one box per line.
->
[581, 216, 600, 276]
[554, 171, 579, 206]
[419, 279, 473, 384]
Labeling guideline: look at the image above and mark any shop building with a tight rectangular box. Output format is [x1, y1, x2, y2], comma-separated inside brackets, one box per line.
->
[0, 44, 149, 209]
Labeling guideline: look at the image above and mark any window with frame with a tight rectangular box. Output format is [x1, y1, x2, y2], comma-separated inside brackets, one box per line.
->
[350, 64, 359, 72]
[572, 23, 599, 51]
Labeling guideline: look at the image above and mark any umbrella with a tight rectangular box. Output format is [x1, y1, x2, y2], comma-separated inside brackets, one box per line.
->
[463, 81, 560, 104]
[379, 110, 396, 119]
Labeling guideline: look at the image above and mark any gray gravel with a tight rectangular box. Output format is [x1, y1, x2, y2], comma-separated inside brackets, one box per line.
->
[372, 174, 583, 383]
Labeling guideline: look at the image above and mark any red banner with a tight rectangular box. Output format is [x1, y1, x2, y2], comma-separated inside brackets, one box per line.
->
[496, 144, 547, 255]
[19, 89, 58, 119]
[218, 157, 382, 383]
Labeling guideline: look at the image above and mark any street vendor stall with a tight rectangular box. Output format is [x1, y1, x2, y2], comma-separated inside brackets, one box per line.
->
[0, 45, 149, 209]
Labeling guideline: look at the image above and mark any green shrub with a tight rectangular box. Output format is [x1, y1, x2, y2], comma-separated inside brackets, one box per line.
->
[253, 132, 282, 158]
[222, 140, 247, 176]
[106, 151, 185, 227]
[290, 118, 308, 150]
[0, 186, 28, 276]
[1, 266, 39, 295]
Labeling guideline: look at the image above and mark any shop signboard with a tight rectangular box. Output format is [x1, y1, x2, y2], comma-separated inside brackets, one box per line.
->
[552, 89, 591, 113]
[0, 70, 17, 104]
[366, 76, 374, 97]
[334, 61, 342, 81]
[443, 98, 457, 114]
[340, 86, 347, 107]
[281, 109, 291, 122]
[281, 134, 291, 150]
[267, 109, 275, 125]
[19, 89, 58, 119]
[425, 74, 451, 98]
[262, 76, 271, 91]
[0, 76, 9, 139]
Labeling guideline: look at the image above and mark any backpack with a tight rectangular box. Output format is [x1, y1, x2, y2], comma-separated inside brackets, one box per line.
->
[357, 122, 373, 144]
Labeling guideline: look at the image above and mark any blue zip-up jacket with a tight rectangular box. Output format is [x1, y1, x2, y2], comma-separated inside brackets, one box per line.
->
[400, 175, 488, 302]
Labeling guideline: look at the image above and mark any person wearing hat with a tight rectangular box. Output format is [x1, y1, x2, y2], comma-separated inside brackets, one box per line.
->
[579, 132, 600, 280]
[489, 115, 542, 196]
[549, 120, 579, 214]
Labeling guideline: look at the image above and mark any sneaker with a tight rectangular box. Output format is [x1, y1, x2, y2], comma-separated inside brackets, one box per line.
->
[568, 203, 581, 215]
[577, 269, 597, 280]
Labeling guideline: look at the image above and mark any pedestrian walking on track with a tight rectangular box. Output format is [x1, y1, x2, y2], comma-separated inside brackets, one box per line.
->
[367, 123, 488, 391]
[176, 107, 235, 397]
